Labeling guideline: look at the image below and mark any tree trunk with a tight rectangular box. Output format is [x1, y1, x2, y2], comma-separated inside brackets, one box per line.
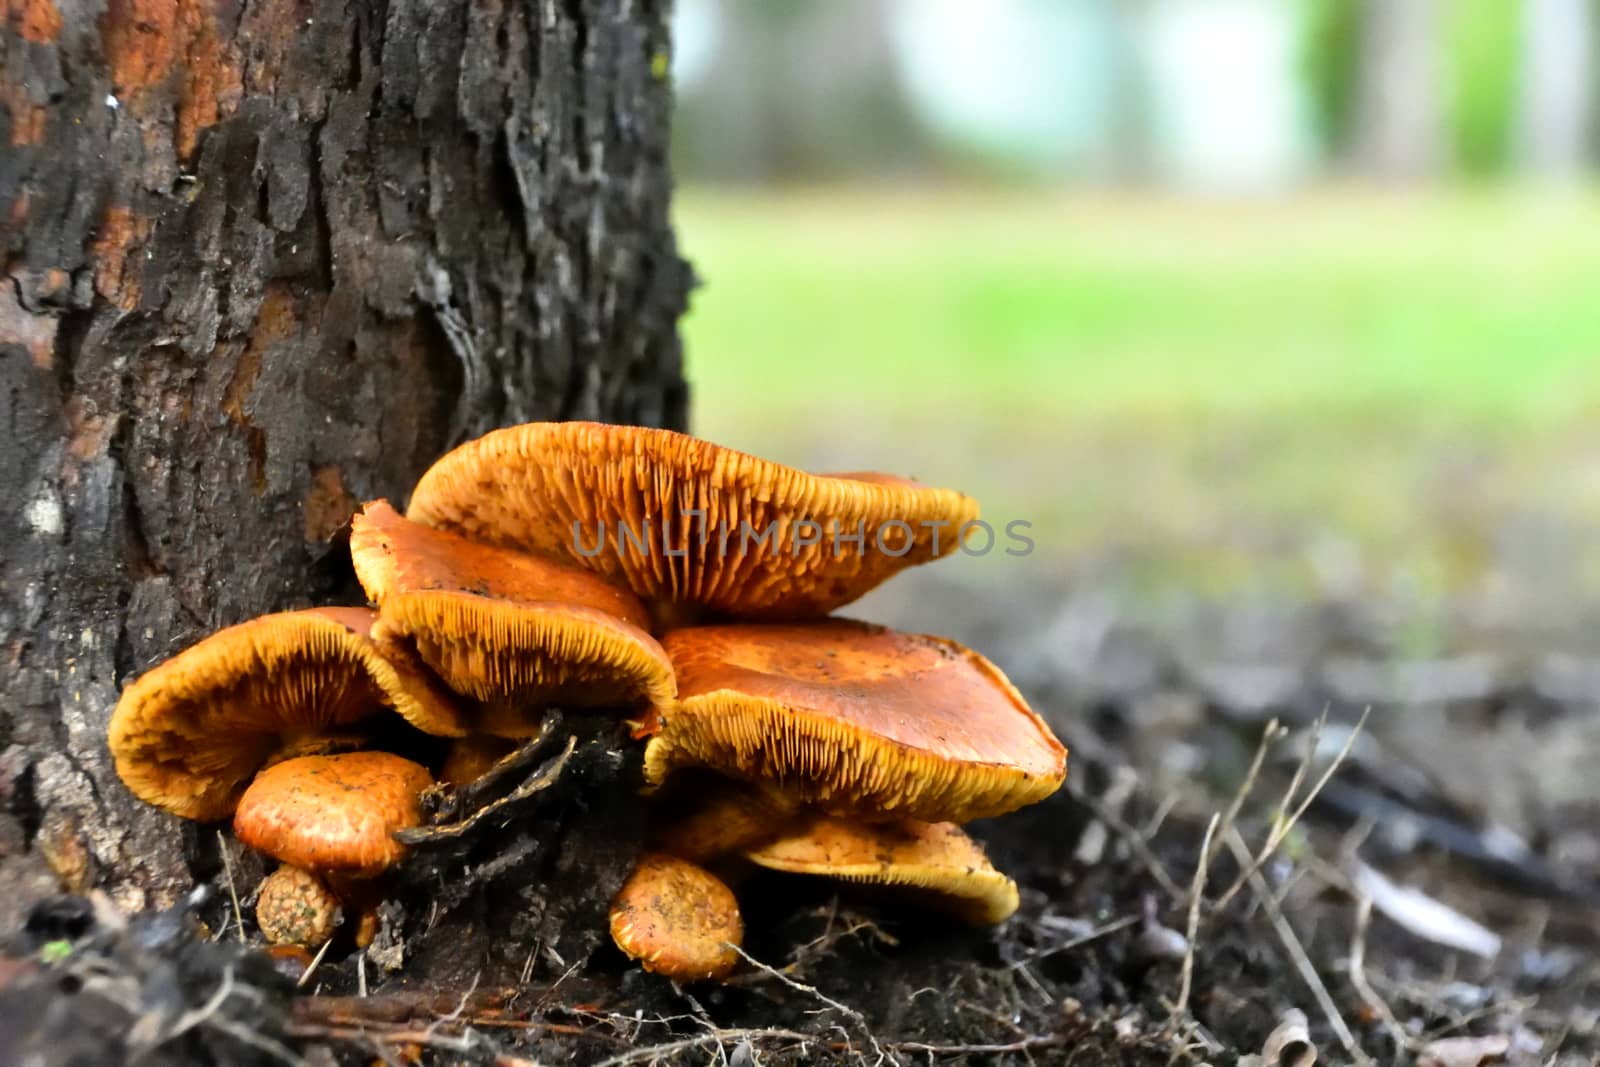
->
[0, 0, 690, 921]
[1353, 0, 1445, 179]
[1516, 0, 1594, 176]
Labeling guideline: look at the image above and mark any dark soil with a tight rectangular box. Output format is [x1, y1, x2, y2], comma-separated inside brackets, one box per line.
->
[3, 575, 1598, 1065]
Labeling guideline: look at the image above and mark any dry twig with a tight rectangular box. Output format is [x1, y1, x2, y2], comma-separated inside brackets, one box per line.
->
[1006, 913, 1140, 971]
[1067, 777, 1183, 898]
[732, 944, 887, 1065]
[1189, 718, 1282, 907]
[216, 830, 246, 945]
[1348, 892, 1412, 1055]
[1172, 812, 1221, 1021]
[1224, 827, 1365, 1064]
[1212, 707, 1370, 915]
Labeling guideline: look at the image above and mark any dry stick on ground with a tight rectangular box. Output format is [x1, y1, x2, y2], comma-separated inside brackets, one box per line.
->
[1348, 892, 1412, 1055]
[216, 830, 247, 945]
[1066, 777, 1184, 899]
[296, 937, 334, 989]
[589, 1028, 823, 1067]
[1186, 718, 1283, 908]
[732, 944, 888, 1065]
[1211, 706, 1371, 917]
[1172, 812, 1222, 1021]
[1006, 913, 1141, 971]
[1223, 826, 1366, 1064]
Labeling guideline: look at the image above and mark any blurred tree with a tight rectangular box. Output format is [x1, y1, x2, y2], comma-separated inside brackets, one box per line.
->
[1355, 0, 1446, 178]
[673, 0, 931, 181]
[0, 0, 689, 914]
[1446, 0, 1518, 174]
[1516, 0, 1595, 174]
[1301, 0, 1362, 159]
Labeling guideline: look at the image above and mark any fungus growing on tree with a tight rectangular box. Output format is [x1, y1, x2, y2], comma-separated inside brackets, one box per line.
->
[101, 420, 1064, 976]
[109, 608, 463, 821]
[641, 619, 1067, 822]
[404, 421, 980, 620]
[608, 852, 744, 981]
[744, 813, 1021, 926]
[232, 751, 433, 947]
[350, 500, 675, 737]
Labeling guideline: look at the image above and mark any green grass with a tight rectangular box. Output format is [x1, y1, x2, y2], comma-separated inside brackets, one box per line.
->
[674, 186, 1600, 603]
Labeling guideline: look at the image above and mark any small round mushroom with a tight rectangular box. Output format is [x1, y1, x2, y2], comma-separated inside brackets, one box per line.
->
[643, 619, 1067, 823]
[233, 751, 430, 875]
[109, 607, 462, 820]
[350, 500, 676, 737]
[404, 421, 980, 620]
[609, 852, 743, 981]
[233, 751, 431, 948]
[255, 865, 340, 946]
[744, 813, 1021, 926]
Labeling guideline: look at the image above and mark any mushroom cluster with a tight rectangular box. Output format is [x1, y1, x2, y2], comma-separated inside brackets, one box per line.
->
[107, 421, 1067, 979]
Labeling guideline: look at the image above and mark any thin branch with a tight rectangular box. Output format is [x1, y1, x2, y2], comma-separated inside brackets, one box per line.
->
[1006, 913, 1140, 970]
[296, 937, 333, 989]
[216, 831, 246, 945]
[731, 944, 886, 1065]
[588, 1028, 818, 1067]
[1066, 777, 1183, 899]
[1172, 812, 1220, 1020]
[1224, 826, 1365, 1063]
[1212, 706, 1370, 915]
[1348, 892, 1411, 1055]
[1190, 719, 1281, 908]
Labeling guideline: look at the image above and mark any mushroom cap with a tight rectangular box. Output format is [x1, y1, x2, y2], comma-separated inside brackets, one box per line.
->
[109, 608, 462, 821]
[404, 421, 980, 619]
[255, 865, 340, 947]
[350, 500, 675, 736]
[745, 813, 1020, 926]
[643, 619, 1067, 823]
[609, 852, 743, 981]
[232, 751, 433, 876]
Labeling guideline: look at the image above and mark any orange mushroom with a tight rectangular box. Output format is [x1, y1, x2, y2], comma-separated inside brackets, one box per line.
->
[233, 751, 430, 874]
[404, 421, 980, 620]
[233, 751, 433, 947]
[109, 608, 463, 821]
[744, 813, 1020, 926]
[350, 500, 675, 737]
[609, 852, 743, 981]
[642, 620, 1067, 823]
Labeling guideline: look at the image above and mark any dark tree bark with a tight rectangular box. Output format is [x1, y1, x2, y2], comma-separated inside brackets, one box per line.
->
[0, 0, 690, 920]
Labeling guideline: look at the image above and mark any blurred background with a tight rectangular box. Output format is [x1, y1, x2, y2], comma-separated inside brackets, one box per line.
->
[669, 0, 1600, 646]
[667, 5, 1600, 879]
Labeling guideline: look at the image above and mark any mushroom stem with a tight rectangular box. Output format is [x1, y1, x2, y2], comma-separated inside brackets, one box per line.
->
[256, 865, 341, 947]
[264, 730, 371, 767]
[649, 777, 801, 863]
[439, 735, 519, 787]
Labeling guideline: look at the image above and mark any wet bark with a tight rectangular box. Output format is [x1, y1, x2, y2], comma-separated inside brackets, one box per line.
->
[0, 0, 690, 918]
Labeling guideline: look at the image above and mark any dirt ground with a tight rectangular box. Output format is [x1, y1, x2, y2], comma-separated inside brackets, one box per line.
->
[2, 569, 1598, 1065]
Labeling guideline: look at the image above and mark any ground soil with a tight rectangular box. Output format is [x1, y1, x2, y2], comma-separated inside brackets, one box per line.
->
[2, 573, 1597, 1065]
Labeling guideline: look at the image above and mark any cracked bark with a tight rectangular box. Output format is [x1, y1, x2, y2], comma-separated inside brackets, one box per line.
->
[0, 0, 690, 919]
